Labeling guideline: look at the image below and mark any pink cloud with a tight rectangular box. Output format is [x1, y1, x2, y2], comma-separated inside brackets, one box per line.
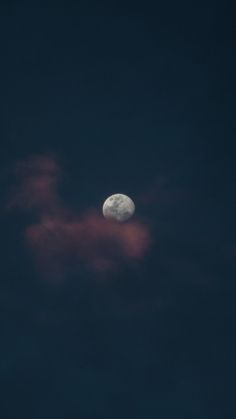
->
[25, 212, 150, 277]
[8, 155, 61, 213]
[9, 155, 151, 278]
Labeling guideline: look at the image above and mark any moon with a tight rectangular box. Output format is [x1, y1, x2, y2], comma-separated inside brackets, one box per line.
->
[102, 193, 135, 222]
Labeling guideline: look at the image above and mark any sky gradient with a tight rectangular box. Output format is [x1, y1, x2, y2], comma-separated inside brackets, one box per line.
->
[0, 2, 235, 418]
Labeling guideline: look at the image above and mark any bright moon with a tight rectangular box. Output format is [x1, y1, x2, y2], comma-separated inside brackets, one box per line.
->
[102, 193, 135, 222]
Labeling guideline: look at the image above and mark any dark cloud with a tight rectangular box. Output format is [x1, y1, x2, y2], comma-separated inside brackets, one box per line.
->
[9, 155, 151, 278]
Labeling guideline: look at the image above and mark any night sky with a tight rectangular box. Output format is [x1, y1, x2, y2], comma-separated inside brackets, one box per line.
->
[1, 2, 235, 418]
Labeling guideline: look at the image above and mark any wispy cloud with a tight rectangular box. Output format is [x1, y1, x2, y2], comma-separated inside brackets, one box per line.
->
[7, 154, 62, 213]
[9, 155, 151, 278]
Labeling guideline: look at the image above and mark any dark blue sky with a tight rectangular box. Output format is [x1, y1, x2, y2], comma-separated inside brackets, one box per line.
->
[0, 2, 235, 418]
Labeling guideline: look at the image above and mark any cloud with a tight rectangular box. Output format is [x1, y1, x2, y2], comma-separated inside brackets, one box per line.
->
[7, 155, 61, 213]
[9, 155, 151, 278]
[25, 212, 150, 278]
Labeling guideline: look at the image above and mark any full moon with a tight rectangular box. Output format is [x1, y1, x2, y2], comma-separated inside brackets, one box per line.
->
[102, 193, 135, 222]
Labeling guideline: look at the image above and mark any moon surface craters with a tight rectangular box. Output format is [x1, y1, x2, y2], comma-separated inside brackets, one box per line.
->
[102, 193, 135, 222]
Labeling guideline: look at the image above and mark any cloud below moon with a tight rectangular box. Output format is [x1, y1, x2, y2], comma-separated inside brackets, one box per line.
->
[8, 155, 151, 279]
